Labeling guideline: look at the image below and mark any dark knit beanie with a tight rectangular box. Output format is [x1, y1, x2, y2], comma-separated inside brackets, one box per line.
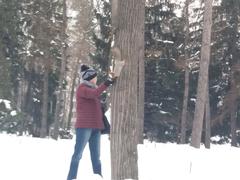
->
[80, 65, 97, 81]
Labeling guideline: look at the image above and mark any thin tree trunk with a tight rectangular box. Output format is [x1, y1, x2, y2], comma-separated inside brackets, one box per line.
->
[67, 60, 79, 130]
[17, 79, 24, 135]
[229, 0, 239, 147]
[0, 44, 12, 99]
[24, 69, 34, 113]
[16, 80, 22, 111]
[180, 0, 190, 144]
[230, 103, 237, 147]
[18, 78, 31, 136]
[110, 0, 145, 179]
[191, 0, 213, 148]
[180, 67, 190, 143]
[40, 66, 49, 138]
[204, 80, 211, 149]
[230, 77, 237, 146]
[19, 69, 35, 136]
[53, 0, 67, 140]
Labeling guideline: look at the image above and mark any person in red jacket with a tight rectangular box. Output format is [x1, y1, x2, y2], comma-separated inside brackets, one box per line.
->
[67, 65, 115, 180]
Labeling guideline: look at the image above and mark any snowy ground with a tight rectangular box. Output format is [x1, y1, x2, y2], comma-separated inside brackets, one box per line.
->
[0, 133, 239, 180]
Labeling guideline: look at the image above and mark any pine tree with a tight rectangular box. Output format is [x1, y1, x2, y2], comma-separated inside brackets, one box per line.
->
[91, 0, 112, 82]
[144, 0, 185, 142]
[53, 0, 68, 140]
[221, 0, 240, 146]
[0, 0, 23, 100]
[20, 0, 65, 137]
[208, 0, 240, 144]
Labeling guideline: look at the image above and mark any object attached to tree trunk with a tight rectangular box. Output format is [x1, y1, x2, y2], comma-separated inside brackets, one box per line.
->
[111, 47, 125, 77]
[113, 60, 125, 77]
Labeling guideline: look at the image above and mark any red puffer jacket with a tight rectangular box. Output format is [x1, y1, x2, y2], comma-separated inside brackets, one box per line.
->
[75, 83, 108, 129]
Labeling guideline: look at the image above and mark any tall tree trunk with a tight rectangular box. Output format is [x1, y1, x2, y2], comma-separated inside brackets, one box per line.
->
[230, 76, 237, 146]
[204, 79, 211, 149]
[180, 68, 190, 143]
[180, 0, 190, 144]
[17, 79, 24, 135]
[53, 0, 67, 140]
[40, 66, 49, 138]
[24, 69, 34, 113]
[67, 59, 79, 130]
[230, 104, 237, 146]
[229, 0, 239, 147]
[180, 67, 190, 143]
[230, 104, 237, 147]
[110, 0, 145, 179]
[18, 78, 30, 136]
[191, 0, 213, 148]
[0, 44, 12, 99]
[19, 69, 35, 136]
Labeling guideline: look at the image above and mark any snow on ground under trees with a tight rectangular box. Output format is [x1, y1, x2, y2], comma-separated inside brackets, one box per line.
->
[0, 134, 239, 180]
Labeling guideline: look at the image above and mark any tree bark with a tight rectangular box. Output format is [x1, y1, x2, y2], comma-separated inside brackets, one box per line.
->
[230, 76, 237, 146]
[204, 79, 211, 149]
[40, 65, 49, 138]
[180, 67, 190, 144]
[110, 0, 145, 179]
[191, 0, 213, 148]
[229, 0, 239, 147]
[137, 53, 145, 144]
[18, 78, 29, 136]
[0, 44, 12, 99]
[137, 11, 145, 145]
[67, 59, 79, 130]
[53, 0, 67, 140]
[230, 101, 237, 147]
[180, 0, 190, 144]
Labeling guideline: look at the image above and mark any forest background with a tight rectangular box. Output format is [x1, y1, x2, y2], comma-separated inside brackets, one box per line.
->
[0, 0, 240, 147]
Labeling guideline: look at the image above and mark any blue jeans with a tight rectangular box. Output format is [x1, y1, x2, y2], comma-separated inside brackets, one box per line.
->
[67, 128, 101, 180]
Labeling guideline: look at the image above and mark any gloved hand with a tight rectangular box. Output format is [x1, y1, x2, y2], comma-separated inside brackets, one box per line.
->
[104, 77, 117, 86]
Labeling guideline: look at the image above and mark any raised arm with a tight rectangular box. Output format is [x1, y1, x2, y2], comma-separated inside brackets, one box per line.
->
[79, 84, 108, 99]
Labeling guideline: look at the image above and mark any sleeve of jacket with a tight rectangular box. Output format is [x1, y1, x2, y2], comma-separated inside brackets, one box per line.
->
[79, 83, 108, 99]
